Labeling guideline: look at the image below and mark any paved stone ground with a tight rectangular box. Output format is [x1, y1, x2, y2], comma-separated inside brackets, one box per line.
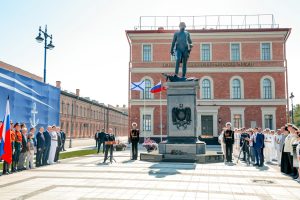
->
[0, 148, 299, 200]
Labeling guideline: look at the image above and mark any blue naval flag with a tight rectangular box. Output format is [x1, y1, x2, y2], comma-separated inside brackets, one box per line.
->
[0, 67, 60, 130]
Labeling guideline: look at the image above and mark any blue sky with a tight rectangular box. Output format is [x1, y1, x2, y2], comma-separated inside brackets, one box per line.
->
[0, 0, 299, 106]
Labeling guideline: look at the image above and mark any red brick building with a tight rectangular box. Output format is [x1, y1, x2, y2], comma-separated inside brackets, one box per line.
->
[126, 15, 291, 141]
[58, 81, 128, 139]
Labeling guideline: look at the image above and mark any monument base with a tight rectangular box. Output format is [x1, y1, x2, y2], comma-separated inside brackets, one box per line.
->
[139, 151, 224, 163]
[159, 141, 206, 155]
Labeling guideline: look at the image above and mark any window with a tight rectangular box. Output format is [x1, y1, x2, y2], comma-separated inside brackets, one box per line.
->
[264, 115, 273, 130]
[263, 78, 272, 99]
[201, 44, 211, 61]
[142, 44, 152, 62]
[261, 43, 271, 60]
[143, 79, 152, 99]
[231, 43, 240, 61]
[202, 79, 211, 99]
[143, 114, 152, 131]
[232, 79, 241, 99]
[233, 114, 242, 128]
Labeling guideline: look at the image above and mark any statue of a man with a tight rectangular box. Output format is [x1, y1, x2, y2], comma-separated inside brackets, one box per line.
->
[170, 22, 193, 78]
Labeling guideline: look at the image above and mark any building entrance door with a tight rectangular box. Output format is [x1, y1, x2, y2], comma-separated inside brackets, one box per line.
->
[201, 115, 213, 136]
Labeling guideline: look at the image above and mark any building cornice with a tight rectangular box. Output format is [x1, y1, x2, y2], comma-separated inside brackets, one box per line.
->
[129, 99, 287, 106]
[126, 29, 290, 41]
[130, 66, 285, 73]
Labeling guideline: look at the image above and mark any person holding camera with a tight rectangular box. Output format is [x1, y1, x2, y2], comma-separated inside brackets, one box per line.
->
[240, 129, 250, 164]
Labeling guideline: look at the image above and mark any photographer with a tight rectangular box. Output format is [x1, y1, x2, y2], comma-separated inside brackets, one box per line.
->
[240, 129, 250, 164]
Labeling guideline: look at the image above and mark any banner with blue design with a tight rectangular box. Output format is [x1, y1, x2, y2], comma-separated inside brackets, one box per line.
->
[0, 67, 60, 129]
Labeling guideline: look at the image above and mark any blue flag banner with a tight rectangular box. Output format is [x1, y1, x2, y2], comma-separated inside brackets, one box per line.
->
[0, 67, 60, 129]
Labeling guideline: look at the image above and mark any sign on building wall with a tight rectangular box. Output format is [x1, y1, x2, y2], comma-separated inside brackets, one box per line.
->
[0, 67, 60, 129]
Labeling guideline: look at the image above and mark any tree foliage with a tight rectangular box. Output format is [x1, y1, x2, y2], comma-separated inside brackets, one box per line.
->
[294, 104, 300, 127]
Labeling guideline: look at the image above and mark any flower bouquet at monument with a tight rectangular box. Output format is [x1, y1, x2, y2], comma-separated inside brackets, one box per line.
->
[115, 140, 127, 151]
[142, 138, 158, 153]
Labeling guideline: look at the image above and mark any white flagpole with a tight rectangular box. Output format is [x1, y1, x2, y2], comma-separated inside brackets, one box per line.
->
[143, 89, 146, 142]
[160, 80, 163, 142]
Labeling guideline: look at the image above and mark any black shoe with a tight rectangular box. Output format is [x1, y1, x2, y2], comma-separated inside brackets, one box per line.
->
[253, 163, 259, 166]
[293, 175, 299, 179]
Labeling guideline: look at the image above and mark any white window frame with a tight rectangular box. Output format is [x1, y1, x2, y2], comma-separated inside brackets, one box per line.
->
[230, 42, 241, 61]
[139, 76, 154, 100]
[199, 76, 214, 99]
[200, 43, 212, 61]
[260, 75, 275, 99]
[230, 76, 244, 99]
[139, 107, 155, 137]
[261, 107, 276, 130]
[230, 107, 245, 129]
[260, 42, 272, 61]
[142, 43, 153, 62]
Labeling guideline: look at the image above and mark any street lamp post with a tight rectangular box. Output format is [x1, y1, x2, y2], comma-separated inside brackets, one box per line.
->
[35, 25, 55, 83]
[290, 92, 295, 124]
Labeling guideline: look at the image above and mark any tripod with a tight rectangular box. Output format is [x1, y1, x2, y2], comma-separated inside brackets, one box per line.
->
[236, 140, 250, 165]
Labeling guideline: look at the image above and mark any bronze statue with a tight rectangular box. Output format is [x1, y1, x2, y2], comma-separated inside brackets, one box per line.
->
[170, 22, 193, 78]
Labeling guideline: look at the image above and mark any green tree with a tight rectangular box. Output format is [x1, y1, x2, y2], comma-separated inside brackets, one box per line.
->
[294, 104, 300, 127]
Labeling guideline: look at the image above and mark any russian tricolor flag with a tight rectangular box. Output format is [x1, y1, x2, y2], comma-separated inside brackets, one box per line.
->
[150, 81, 166, 93]
[0, 97, 12, 164]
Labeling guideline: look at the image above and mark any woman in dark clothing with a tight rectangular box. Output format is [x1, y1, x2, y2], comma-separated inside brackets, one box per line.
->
[281, 126, 290, 174]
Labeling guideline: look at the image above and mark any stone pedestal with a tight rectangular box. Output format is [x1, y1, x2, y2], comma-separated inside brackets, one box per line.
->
[159, 80, 206, 161]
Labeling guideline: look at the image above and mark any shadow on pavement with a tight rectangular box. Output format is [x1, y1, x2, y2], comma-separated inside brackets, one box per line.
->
[148, 163, 196, 178]
[257, 165, 270, 171]
[121, 159, 136, 164]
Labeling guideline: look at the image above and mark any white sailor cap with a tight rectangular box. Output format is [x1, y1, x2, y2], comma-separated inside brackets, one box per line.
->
[225, 122, 232, 126]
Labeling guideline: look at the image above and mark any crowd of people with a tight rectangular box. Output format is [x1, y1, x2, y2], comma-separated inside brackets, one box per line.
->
[0, 121, 66, 175]
[219, 122, 300, 182]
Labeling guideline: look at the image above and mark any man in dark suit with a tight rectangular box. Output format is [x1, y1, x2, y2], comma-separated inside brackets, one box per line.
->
[60, 129, 66, 151]
[253, 127, 265, 167]
[43, 126, 52, 165]
[54, 127, 62, 162]
[223, 122, 234, 163]
[95, 131, 98, 148]
[103, 128, 115, 163]
[130, 122, 140, 160]
[97, 129, 106, 154]
[36, 127, 46, 167]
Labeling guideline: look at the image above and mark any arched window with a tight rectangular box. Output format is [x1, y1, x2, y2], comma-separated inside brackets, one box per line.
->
[263, 78, 272, 99]
[143, 79, 152, 99]
[232, 79, 241, 99]
[202, 79, 211, 99]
